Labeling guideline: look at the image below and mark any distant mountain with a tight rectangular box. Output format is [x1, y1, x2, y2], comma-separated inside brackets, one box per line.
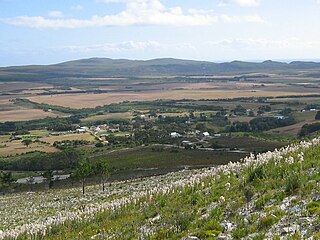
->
[1, 58, 320, 83]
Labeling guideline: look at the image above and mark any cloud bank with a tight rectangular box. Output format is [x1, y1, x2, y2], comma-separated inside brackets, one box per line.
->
[2, 0, 264, 29]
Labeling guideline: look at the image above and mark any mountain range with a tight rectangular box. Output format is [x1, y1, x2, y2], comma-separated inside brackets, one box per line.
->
[1, 58, 320, 82]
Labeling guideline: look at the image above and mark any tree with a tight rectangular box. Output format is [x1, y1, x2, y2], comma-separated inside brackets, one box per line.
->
[195, 123, 206, 132]
[42, 170, 54, 189]
[22, 139, 32, 148]
[73, 159, 93, 194]
[26, 176, 35, 191]
[94, 160, 110, 191]
[0, 171, 14, 191]
[315, 111, 320, 120]
[95, 142, 104, 148]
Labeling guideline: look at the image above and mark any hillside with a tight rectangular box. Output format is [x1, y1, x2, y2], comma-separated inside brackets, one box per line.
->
[0, 137, 319, 239]
[1, 58, 320, 83]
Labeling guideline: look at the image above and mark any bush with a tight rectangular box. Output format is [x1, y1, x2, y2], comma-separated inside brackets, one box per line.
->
[95, 142, 104, 148]
[285, 173, 302, 194]
[248, 165, 266, 182]
[259, 216, 276, 230]
[306, 201, 320, 215]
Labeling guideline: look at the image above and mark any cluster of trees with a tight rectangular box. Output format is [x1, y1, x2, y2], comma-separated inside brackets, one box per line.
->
[0, 171, 14, 191]
[0, 117, 80, 133]
[225, 116, 295, 133]
[250, 116, 295, 131]
[257, 105, 272, 115]
[53, 140, 90, 149]
[299, 122, 320, 137]
[0, 159, 111, 194]
[0, 149, 81, 171]
[73, 159, 110, 194]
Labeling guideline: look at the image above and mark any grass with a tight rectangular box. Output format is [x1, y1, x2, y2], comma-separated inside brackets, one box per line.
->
[41, 133, 97, 145]
[0, 109, 67, 123]
[91, 146, 246, 171]
[27, 89, 316, 108]
[81, 112, 133, 122]
[208, 136, 287, 152]
[0, 140, 57, 157]
[51, 139, 320, 239]
[1, 137, 319, 239]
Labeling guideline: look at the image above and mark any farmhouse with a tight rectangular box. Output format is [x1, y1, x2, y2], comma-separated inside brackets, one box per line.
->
[170, 132, 181, 138]
[203, 132, 210, 137]
[76, 126, 89, 133]
[181, 140, 192, 146]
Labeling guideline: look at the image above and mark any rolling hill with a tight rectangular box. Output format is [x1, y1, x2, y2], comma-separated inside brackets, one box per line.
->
[1, 58, 320, 83]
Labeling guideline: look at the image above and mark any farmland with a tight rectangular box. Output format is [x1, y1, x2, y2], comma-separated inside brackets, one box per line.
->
[0, 58, 320, 238]
[27, 89, 316, 109]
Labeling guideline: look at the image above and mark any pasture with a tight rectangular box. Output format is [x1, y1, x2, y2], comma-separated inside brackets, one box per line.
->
[27, 89, 315, 108]
[0, 135, 57, 157]
[0, 109, 66, 123]
[81, 112, 133, 122]
[41, 132, 97, 145]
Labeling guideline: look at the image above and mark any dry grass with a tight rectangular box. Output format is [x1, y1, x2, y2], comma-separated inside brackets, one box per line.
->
[27, 89, 315, 109]
[0, 140, 57, 157]
[0, 81, 52, 92]
[229, 116, 255, 123]
[41, 133, 96, 145]
[0, 109, 66, 123]
[81, 112, 133, 122]
[268, 120, 317, 137]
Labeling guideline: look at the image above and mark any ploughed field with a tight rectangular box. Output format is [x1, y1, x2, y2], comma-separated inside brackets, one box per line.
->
[0, 73, 319, 119]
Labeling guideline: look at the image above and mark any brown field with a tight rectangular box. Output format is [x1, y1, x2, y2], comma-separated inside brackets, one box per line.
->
[268, 120, 318, 137]
[27, 89, 315, 109]
[229, 116, 255, 123]
[0, 109, 67, 123]
[0, 136, 57, 157]
[0, 81, 53, 92]
[269, 97, 320, 105]
[268, 110, 318, 137]
[41, 133, 96, 145]
[82, 112, 133, 122]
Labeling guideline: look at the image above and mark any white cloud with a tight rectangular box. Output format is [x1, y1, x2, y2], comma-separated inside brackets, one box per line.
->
[96, 0, 127, 2]
[71, 5, 84, 11]
[2, 0, 264, 29]
[219, 0, 260, 7]
[48, 11, 64, 18]
[220, 14, 265, 23]
[61, 40, 194, 53]
[209, 38, 320, 49]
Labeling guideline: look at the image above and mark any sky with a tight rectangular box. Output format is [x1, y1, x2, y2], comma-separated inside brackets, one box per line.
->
[1, 0, 320, 66]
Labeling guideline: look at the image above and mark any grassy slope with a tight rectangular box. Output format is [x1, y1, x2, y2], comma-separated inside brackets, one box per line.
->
[9, 138, 318, 240]
[0, 138, 318, 239]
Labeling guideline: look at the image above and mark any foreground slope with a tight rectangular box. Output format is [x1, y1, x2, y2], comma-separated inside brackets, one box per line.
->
[0, 137, 319, 239]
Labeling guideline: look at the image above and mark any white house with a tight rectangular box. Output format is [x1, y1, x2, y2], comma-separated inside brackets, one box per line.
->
[76, 126, 89, 133]
[182, 140, 192, 146]
[203, 132, 210, 137]
[170, 132, 181, 138]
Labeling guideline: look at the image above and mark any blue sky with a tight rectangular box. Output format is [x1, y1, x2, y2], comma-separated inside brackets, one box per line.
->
[1, 0, 320, 66]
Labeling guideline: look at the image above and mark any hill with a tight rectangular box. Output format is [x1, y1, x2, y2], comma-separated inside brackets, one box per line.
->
[0, 137, 319, 239]
[1, 58, 320, 83]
